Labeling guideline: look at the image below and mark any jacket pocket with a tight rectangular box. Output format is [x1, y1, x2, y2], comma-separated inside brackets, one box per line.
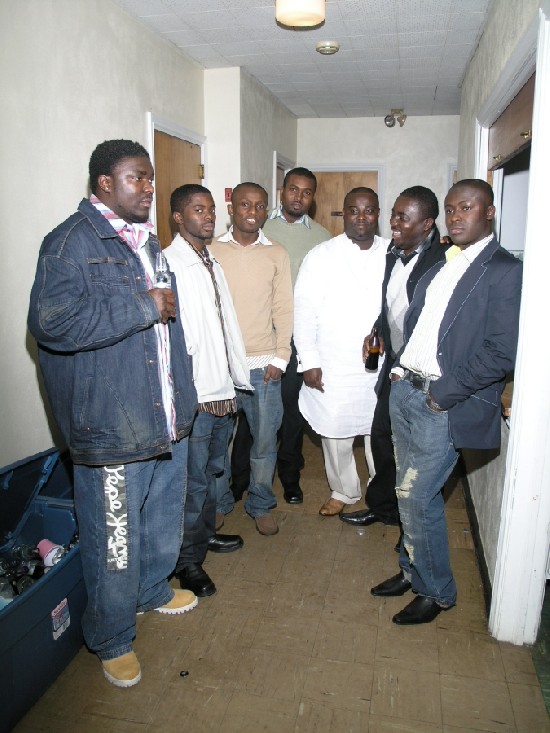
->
[87, 258, 130, 287]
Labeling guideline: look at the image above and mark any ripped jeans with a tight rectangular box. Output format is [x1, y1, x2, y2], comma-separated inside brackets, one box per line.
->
[389, 378, 458, 607]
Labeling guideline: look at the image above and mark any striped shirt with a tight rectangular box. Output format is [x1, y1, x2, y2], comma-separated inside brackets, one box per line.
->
[90, 195, 176, 440]
[399, 235, 493, 379]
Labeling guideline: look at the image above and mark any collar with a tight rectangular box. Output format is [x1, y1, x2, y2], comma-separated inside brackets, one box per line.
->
[390, 227, 436, 264]
[268, 204, 311, 229]
[217, 225, 272, 246]
[89, 194, 153, 250]
[460, 234, 494, 263]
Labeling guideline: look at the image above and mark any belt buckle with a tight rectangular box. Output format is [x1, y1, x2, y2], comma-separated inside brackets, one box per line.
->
[411, 373, 422, 389]
[410, 372, 429, 392]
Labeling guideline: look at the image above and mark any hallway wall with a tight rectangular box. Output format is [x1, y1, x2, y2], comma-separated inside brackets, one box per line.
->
[297, 115, 459, 239]
[1, 0, 204, 465]
[205, 68, 297, 235]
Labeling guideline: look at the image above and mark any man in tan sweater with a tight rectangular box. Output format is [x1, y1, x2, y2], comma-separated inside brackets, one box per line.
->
[209, 183, 293, 535]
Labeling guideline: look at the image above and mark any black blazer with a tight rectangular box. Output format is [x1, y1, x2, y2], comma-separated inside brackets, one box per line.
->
[403, 236, 522, 450]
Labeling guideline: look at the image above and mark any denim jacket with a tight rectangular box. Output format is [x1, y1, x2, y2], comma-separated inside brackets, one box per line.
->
[28, 198, 197, 465]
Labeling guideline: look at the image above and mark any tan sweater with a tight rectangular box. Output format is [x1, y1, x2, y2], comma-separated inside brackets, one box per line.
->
[209, 232, 293, 364]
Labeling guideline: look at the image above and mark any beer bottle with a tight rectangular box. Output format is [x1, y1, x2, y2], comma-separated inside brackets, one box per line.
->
[365, 328, 380, 372]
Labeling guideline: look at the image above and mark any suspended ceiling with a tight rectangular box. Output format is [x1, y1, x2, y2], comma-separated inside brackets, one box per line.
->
[112, 0, 493, 118]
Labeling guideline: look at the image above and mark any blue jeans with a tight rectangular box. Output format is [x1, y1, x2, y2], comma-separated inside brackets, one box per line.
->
[73, 438, 188, 660]
[176, 411, 231, 571]
[236, 367, 283, 517]
[390, 379, 458, 607]
[215, 431, 235, 516]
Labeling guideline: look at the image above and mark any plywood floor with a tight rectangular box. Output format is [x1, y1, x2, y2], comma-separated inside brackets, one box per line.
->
[14, 433, 550, 732]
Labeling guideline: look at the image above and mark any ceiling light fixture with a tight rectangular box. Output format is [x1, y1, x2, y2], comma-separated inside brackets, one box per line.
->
[316, 40, 339, 55]
[276, 0, 325, 28]
[384, 109, 407, 128]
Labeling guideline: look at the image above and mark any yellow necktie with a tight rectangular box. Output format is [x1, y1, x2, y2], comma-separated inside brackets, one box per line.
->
[445, 245, 462, 262]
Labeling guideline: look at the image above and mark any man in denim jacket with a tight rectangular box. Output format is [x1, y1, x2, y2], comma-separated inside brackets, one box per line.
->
[28, 140, 198, 687]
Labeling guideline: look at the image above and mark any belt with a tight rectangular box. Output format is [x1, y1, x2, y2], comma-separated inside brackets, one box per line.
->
[403, 369, 431, 393]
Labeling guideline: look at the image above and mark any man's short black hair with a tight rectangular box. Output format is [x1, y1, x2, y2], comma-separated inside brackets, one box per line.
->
[89, 140, 150, 194]
[283, 167, 317, 190]
[344, 187, 378, 205]
[170, 184, 212, 213]
[400, 185, 439, 222]
[452, 178, 494, 205]
[231, 182, 268, 203]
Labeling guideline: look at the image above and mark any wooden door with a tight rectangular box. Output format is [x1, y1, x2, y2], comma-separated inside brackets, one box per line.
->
[154, 130, 202, 248]
[313, 171, 378, 237]
[312, 171, 379, 237]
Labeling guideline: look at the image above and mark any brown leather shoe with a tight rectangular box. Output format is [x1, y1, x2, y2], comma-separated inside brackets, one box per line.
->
[319, 498, 345, 516]
[255, 513, 279, 536]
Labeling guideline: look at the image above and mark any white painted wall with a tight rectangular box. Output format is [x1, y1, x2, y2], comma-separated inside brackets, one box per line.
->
[297, 116, 459, 238]
[204, 67, 242, 234]
[240, 71, 297, 197]
[205, 68, 297, 235]
[458, 0, 540, 177]
[0, 0, 204, 465]
[463, 428, 509, 585]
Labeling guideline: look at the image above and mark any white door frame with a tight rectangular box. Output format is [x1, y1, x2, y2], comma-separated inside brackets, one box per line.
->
[479, 4, 550, 644]
[273, 151, 295, 209]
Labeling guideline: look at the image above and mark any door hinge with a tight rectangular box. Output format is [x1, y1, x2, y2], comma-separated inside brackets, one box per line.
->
[198, 164, 205, 179]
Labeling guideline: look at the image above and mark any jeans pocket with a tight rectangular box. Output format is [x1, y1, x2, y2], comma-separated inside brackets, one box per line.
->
[425, 396, 447, 415]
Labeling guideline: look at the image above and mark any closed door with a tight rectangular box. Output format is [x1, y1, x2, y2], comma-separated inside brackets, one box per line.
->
[154, 130, 202, 248]
[312, 171, 379, 237]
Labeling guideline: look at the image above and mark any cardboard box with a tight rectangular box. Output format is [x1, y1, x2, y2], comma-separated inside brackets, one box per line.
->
[0, 450, 87, 733]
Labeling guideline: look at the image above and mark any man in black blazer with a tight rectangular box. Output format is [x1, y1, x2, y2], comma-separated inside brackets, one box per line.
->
[341, 186, 448, 529]
[371, 179, 522, 625]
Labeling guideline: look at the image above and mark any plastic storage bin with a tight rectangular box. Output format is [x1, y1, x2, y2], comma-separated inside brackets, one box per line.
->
[0, 449, 87, 733]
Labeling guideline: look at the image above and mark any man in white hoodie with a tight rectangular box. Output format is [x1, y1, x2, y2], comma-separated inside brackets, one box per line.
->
[164, 184, 252, 597]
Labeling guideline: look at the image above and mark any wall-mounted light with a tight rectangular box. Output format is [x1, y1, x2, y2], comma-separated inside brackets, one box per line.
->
[384, 109, 407, 128]
[276, 0, 325, 27]
[316, 40, 339, 55]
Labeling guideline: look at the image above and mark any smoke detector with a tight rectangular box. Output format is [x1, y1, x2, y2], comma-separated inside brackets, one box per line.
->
[316, 40, 340, 55]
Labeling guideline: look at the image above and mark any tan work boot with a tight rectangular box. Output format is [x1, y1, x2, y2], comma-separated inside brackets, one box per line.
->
[155, 588, 198, 615]
[102, 651, 141, 688]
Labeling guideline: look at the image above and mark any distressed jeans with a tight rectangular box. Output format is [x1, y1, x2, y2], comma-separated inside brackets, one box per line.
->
[73, 437, 188, 660]
[390, 378, 458, 607]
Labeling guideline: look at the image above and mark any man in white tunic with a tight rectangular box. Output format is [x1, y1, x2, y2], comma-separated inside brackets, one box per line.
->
[294, 188, 389, 516]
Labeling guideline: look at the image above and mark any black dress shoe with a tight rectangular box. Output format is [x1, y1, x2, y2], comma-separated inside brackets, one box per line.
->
[177, 564, 216, 597]
[283, 485, 303, 505]
[207, 533, 244, 553]
[340, 509, 381, 527]
[392, 595, 452, 625]
[371, 571, 412, 597]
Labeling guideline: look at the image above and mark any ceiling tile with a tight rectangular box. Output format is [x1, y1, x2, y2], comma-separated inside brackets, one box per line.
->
[181, 10, 238, 30]
[111, 0, 492, 118]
